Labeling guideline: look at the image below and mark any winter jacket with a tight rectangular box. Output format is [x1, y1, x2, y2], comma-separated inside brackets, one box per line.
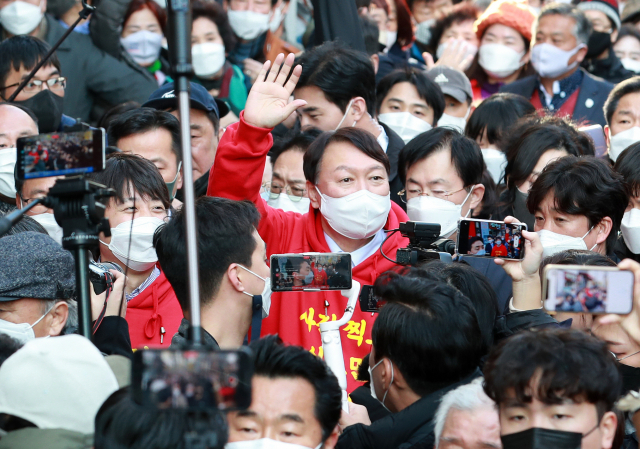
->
[207, 113, 410, 392]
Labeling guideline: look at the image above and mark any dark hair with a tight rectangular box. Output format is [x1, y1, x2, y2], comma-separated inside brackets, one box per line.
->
[95, 388, 227, 449]
[86, 152, 171, 209]
[398, 127, 485, 187]
[427, 3, 480, 56]
[376, 67, 446, 126]
[527, 156, 628, 251]
[501, 116, 593, 209]
[271, 128, 323, 167]
[418, 261, 498, 348]
[483, 328, 621, 419]
[539, 250, 617, 275]
[468, 236, 484, 247]
[465, 93, 536, 144]
[296, 41, 377, 116]
[250, 335, 342, 441]
[604, 75, 640, 127]
[372, 267, 485, 396]
[154, 196, 260, 313]
[0, 334, 22, 367]
[0, 36, 62, 92]
[615, 25, 640, 50]
[0, 213, 47, 236]
[303, 127, 390, 185]
[614, 141, 640, 199]
[191, 0, 238, 52]
[359, 16, 380, 57]
[99, 101, 142, 130]
[108, 107, 182, 165]
[123, 0, 167, 34]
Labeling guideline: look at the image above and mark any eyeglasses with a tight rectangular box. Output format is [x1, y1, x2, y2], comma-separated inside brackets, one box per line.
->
[19, 195, 49, 214]
[397, 186, 467, 203]
[2, 76, 66, 94]
[262, 181, 307, 201]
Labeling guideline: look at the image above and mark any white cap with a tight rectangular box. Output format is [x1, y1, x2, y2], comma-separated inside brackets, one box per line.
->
[0, 334, 119, 434]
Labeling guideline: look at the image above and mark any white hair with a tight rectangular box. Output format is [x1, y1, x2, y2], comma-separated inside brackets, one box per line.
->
[434, 378, 497, 449]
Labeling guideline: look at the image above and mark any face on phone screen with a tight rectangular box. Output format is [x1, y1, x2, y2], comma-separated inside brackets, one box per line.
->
[270, 253, 352, 291]
[457, 219, 526, 260]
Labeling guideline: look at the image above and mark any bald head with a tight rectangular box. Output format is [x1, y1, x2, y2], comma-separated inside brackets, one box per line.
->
[0, 103, 38, 149]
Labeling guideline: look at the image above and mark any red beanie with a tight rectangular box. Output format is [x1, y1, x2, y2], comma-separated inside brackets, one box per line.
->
[474, 0, 536, 42]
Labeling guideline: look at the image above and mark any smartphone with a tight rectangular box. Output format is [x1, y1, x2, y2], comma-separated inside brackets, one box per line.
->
[16, 128, 105, 179]
[359, 285, 386, 313]
[543, 265, 634, 315]
[579, 124, 607, 158]
[457, 218, 527, 260]
[270, 253, 352, 291]
[131, 348, 253, 411]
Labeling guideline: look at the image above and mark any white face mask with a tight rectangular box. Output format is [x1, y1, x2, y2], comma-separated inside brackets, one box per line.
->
[316, 186, 391, 240]
[406, 188, 473, 237]
[30, 213, 63, 244]
[621, 58, 640, 73]
[226, 438, 322, 449]
[227, 9, 270, 40]
[238, 265, 271, 318]
[0, 147, 17, 198]
[0, 303, 52, 345]
[0, 0, 43, 35]
[378, 112, 432, 144]
[621, 208, 640, 254]
[609, 126, 640, 162]
[478, 43, 525, 78]
[415, 18, 436, 45]
[267, 194, 310, 214]
[100, 217, 164, 272]
[120, 30, 163, 66]
[335, 99, 356, 130]
[384, 30, 397, 50]
[481, 148, 507, 184]
[268, 3, 285, 33]
[437, 109, 469, 133]
[192, 42, 226, 78]
[537, 228, 596, 259]
[436, 41, 478, 60]
[531, 43, 585, 79]
[368, 358, 393, 411]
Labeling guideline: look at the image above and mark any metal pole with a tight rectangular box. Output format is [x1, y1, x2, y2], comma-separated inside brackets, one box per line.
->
[74, 246, 92, 339]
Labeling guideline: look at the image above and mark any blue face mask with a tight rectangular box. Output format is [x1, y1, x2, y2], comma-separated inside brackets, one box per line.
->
[475, 249, 486, 256]
[165, 162, 182, 201]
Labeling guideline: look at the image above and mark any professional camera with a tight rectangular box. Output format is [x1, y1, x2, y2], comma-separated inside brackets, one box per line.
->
[89, 260, 123, 295]
[396, 222, 456, 265]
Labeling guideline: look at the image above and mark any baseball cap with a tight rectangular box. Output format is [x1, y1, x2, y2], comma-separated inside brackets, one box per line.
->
[0, 231, 75, 302]
[426, 66, 473, 104]
[0, 334, 119, 434]
[142, 81, 230, 119]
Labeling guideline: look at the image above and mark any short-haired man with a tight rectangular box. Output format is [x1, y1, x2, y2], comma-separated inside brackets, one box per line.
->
[433, 380, 501, 449]
[614, 142, 640, 262]
[294, 42, 406, 205]
[501, 3, 613, 126]
[226, 335, 342, 448]
[208, 53, 409, 392]
[154, 196, 269, 349]
[527, 155, 628, 258]
[603, 75, 640, 162]
[142, 82, 229, 198]
[483, 328, 620, 449]
[87, 153, 183, 348]
[108, 108, 183, 208]
[337, 267, 485, 448]
[0, 231, 74, 343]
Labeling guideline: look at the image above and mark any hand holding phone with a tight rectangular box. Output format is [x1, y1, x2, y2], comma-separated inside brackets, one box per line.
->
[270, 253, 352, 292]
[457, 218, 527, 260]
[598, 260, 640, 343]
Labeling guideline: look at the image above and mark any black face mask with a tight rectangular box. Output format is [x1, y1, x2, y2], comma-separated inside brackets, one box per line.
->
[15, 90, 64, 133]
[586, 31, 612, 59]
[619, 362, 640, 394]
[501, 427, 583, 449]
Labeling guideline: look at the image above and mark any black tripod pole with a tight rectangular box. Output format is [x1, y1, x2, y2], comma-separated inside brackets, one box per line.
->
[73, 245, 93, 338]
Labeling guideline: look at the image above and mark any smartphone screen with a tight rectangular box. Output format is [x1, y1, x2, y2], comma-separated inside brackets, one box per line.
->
[457, 219, 526, 260]
[132, 348, 253, 411]
[544, 266, 634, 314]
[579, 124, 607, 158]
[16, 128, 105, 179]
[359, 285, 386, 313]
[270, 253, 352, 291]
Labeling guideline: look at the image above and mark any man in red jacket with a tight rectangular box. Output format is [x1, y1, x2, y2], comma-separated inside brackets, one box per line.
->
[88, 153, 183, 349]
[207, 53, 409, 392]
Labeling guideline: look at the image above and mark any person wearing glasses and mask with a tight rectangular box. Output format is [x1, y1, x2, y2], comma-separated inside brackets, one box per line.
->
[207, 53, 410, 393]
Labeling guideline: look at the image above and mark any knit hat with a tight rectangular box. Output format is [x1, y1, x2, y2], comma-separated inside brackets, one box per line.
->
[474, 0, 536, 42]
[578, 0, 622, 31]
[622, 0, 640, 23]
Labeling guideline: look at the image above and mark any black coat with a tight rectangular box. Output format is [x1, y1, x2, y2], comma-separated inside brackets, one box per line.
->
[583, 49, 634, 85]
[379, 122, 406, 210]
[499, 68, 613, 127]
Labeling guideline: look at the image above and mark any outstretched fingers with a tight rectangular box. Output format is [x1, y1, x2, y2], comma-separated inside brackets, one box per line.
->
[255, 59, 272, 85]
[275, 53, 296, 86]
[266, 53, 285, 84]
[284, 63, 303, 96]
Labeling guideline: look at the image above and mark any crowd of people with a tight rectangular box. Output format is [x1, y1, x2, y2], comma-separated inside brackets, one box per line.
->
[6, 0, 640, 447]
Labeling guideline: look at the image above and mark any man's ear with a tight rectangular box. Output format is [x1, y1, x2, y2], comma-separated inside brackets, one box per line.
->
[370, 54, 380, 74]
[595, 216, 613, 246]
[604, 124, 611, 148]
[307, 180, 321, 209]
[574, 45, 589, 64]
[611, 29, 619, 43]
[177, 166, 183, 190]
[599, 410, 617, 449]
[351, 97, 368, 124]
[468, 183, 485, 210]
[324, 424, 340, 449]
[227, 263, 246, 294]
[48, 301, 68, 336]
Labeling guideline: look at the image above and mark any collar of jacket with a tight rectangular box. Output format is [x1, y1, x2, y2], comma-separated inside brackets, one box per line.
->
[175, 318, 220, 349]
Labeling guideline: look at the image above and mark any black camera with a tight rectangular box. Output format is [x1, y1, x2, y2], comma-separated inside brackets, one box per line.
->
[89, 260, 122, 295]
[396, 222, 455, 265]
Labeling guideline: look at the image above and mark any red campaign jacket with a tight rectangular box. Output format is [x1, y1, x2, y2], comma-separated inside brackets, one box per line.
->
[125, 270, 184, 349]
[207, 113, 410, 392]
